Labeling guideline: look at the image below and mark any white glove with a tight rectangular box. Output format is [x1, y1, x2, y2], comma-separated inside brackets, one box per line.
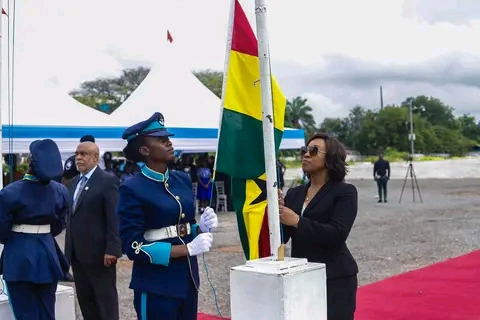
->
[187, 232, 213, 256]
[199, 206, 219, 233]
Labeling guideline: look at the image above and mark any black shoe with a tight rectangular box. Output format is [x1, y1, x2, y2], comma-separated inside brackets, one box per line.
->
[64, 272, 74, 282]
[378, 199, 382, 203]
[384, 200, 388, 203]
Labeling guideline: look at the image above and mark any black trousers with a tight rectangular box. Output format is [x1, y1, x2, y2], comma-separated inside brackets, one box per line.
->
[71, 257, 119, 320]
[376, 176, 388, 200]
[327, 275, 358, 320]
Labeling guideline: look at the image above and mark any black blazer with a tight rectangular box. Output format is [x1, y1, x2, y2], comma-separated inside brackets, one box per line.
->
[284, 180, 359, 279]
[64, 167, 122, 265]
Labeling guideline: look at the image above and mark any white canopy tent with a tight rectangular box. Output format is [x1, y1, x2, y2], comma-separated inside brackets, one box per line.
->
[107, 43, 305, 152]
[2, 43, 304, 154]
[1, 82, 114, 153]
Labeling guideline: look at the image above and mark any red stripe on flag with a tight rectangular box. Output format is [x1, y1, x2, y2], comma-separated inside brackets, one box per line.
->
[167, 30, 173, 43]
[258, 206, 271, 258]
[231, 0, 258, 57]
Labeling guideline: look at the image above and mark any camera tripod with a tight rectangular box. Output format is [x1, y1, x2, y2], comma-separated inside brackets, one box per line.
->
[399, 159, 423, 203]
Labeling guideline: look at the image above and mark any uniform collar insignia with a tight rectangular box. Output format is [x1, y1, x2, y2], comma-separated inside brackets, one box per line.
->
[141, 165, 169, 182]
[23, 173, 39, 181]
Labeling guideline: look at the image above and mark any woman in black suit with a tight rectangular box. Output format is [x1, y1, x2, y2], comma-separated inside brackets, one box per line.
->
[279, 132, 358, 320]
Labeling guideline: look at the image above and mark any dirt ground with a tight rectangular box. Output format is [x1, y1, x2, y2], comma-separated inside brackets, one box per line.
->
[55, 178, 480, 319]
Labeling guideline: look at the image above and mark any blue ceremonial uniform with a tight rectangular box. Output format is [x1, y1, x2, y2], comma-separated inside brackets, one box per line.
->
[118, 113, 200, 320]
[0, 139, 70, 320]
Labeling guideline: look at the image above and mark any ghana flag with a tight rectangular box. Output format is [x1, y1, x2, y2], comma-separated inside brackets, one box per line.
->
[215, 0, 287, 260]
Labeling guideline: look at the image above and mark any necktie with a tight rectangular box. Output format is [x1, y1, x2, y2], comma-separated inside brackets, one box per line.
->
[73, 176, 87, 210]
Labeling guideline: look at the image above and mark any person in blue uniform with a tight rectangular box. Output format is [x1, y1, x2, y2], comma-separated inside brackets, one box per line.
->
[117, 112, 219, 320]
[196, 158, 213, 213]
[0, 139, 70, 320]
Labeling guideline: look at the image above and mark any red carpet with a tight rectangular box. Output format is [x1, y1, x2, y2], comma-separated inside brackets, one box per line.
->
[356, 250, 480, 319]
[198, 313, 224, 320]
[198, 250, 480, 320]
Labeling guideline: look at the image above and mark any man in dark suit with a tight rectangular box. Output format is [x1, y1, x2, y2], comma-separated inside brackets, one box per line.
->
[373, 151, 390, 203]
[64, 141, 122, 320]
[62, 135, 96, 185]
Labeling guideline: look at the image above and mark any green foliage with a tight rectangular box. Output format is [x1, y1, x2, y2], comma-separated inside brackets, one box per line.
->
[283, 159, 302, 168]
[318, 95, 479, 156]
[285, 97, 316, 137]
[69, 67, 151, 114]
[71, 67, 479, 157]
[418, 156, 445, 161]
[16, 163, 28, 173]
[364, 149, 409, 163]
[193, 70, 223, 98]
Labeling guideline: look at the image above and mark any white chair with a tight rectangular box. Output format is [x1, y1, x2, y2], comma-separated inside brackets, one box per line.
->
[192, 182, 199, 213]
[215, 181, 228, 212]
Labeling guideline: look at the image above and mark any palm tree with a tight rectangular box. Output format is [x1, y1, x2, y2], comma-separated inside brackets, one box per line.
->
[285, 96, 316, 135]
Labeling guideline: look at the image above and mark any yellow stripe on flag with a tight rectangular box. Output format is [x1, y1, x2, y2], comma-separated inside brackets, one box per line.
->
[225, 51, 286, 131]
[242, 173, 267, 260]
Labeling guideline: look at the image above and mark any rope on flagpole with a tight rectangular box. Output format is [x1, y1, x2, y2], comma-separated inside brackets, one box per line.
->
[204, 172, 224, 318]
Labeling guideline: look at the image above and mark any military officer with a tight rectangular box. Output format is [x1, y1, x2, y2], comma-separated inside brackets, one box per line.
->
[0, 139, 70, 320]
[117, 112, 218, 320]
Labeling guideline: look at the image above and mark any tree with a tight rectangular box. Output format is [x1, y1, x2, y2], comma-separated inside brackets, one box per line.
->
[458, 114, 480, 142]
[317, 96, 480, 156]
[193, 70, 223, 98]
[402, 96, 457, 129]
[285, 96, 316, 137]
[69, 67, 150, 114]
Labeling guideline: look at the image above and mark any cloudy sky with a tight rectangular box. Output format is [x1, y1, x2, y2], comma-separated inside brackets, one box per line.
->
[4, 0, 480, 124]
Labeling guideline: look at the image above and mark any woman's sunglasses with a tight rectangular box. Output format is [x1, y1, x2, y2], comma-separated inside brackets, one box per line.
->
[300, 146, 325, 156]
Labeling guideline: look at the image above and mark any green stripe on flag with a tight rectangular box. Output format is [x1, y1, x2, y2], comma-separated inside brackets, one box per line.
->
[216, 109, 284, 179]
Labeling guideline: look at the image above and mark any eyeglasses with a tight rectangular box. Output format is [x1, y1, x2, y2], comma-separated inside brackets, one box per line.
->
[300, 146, 326, 156]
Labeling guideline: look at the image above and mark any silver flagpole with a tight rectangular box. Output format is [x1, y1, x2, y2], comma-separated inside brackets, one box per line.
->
[254, 0, 283, 260]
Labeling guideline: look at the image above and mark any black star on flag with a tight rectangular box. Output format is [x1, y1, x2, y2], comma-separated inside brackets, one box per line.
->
[250, 178, 267, 205]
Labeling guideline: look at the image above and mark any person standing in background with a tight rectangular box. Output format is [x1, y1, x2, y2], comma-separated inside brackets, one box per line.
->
[64, 141, 122, 320]
[62, 135, 96, 185]
[208, 155, 215, 171]
[373, 152, 390, 203]
[277, 157, 286, 190]
[0, 139, 70, 320]
[180, 154, 198, 183]
[197, 159, 213, 213]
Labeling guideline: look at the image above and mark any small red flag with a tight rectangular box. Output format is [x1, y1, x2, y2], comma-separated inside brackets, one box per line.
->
[2, 8, 7, 16]
[167, 30, 173, 43]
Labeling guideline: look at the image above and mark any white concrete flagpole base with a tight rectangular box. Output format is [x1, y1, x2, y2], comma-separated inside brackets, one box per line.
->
[230, 257, 327, 320]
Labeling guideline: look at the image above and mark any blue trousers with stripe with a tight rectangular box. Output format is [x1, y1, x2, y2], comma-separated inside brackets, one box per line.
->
[6, 281, 57, 320]
[133, 284, 198, 320]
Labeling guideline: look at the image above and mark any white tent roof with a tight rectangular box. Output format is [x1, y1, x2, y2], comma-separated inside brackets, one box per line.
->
[1, 37, 303, 153]
[107, 43, 304, 152]
[1, 81, 111, 127]
[108, 45, 221, 128]
[0, 77, 116, 153]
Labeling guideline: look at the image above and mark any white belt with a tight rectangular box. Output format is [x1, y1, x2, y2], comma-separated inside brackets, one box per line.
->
[144, 223, 191, 241]
[12, 224, 51, 234]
